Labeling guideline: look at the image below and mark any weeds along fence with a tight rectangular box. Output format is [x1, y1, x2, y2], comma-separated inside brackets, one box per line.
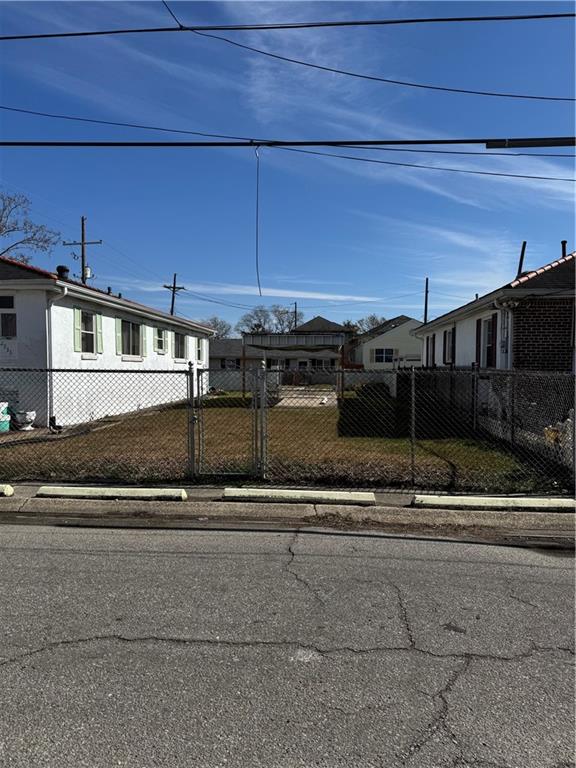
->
[0, 366, 573, 493]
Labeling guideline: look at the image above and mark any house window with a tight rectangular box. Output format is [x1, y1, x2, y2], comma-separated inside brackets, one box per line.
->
[425, 334, 436, 367]
[196, 338, 203, 362]
[122, 320, 141, 356]
[174, 332, 186, 359]
[442, 328, 456, 365]
[0, 313, 16, 338]
[155, 328, 167, 353]
[0, 296, 16, 338]
[81, 311, 95, 353]
[298, 360, 308, 370]
[373, 348, 394, 363]
[221, 358, 240, 369]
[483, 316, 497, 368]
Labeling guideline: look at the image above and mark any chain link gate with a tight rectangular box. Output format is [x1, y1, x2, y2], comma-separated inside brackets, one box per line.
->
[192, 368, 264, 478]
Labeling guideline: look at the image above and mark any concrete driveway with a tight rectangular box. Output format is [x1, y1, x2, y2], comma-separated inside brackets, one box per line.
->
[0, 526, 573, 767]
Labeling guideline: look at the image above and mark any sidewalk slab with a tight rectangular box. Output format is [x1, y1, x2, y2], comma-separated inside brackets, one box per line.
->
[414, 494, 575, 511]
[223, 488, 376, 506]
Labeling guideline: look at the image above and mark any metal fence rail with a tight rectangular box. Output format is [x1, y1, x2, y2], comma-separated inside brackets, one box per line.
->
[0, 366, 573, 492]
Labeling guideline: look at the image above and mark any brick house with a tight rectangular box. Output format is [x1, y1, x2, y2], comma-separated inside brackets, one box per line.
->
[413, 247, 575, 371]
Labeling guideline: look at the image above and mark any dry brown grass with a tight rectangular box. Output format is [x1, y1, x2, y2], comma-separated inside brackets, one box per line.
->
[0, 404, 548, 492]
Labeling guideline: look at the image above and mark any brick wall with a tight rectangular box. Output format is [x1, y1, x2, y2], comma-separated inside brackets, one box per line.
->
[513, 297, 574, 370]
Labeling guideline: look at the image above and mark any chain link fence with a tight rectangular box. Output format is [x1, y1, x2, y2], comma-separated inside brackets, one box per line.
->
[0, 366, 573, 493]
[0, 368, 192, 482]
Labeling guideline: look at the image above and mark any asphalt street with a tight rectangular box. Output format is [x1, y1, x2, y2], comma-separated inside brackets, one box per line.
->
[0, 525, 573, 768]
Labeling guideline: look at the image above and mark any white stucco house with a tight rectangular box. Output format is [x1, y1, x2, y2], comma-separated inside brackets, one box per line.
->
[413, 248, 575, 371]
[347, 315, 423, 369]
[0, 257, 213, 425]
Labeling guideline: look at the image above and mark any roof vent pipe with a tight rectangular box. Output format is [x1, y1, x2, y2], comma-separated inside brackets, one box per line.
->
[561, 240, 567, 259]
[55, 265, 70, 280]
[516, 241, 527, 279]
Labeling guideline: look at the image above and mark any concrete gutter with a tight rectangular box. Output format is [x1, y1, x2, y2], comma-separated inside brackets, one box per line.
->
[36, 486, 188, 501]
[414, 494, 575, 511]
[222, 488, 376, 506]
[0, 494, 573, 548]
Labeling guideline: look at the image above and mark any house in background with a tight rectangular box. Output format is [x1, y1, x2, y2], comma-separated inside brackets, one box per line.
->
[348, 315, 423, 369]
[243, 315, 355, 375]
[413, 246, 575, 371]
[0, 257, 213, 425]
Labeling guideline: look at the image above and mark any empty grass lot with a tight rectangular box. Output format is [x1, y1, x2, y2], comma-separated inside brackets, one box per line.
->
[0, 403, 553, 492]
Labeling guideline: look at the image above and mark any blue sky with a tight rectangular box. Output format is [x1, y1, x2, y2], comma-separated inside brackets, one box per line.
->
[1, 0, 574, 328]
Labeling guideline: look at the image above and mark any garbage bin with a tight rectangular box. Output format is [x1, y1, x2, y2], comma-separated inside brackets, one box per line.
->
[0, 414, 11, 433]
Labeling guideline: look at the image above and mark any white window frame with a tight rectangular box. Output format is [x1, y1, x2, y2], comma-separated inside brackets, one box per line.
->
[122, 320, 141, 357]
[155, 328, 167, 354]
[174, 332, 187, 360]
[81, 311, 95, 354]
[196, 337, 203, 363]
[374, 348, 394, 363]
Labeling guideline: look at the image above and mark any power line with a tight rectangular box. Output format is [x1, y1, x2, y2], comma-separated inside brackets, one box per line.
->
[192, 29, 575, 102]
[1, 12, 574, 41]
[2, 136, 574, 148]
[275, 147, 576, 182]
[0, 104, 251, 141]
[3, 104, 573, 157]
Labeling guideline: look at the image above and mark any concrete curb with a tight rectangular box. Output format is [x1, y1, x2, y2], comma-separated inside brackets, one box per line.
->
[0, 497, 573, 547]
[223, 487, 376, 506]
[0, 484, 14, 497]
[414, 494, 575, 511]
[36, 486, 188, 501]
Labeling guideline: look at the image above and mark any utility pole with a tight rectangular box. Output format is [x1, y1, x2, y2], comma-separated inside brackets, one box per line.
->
[424, 277, 429, 324]
[293, 301, 298, 330]
[63, 216, 102, 284]
[163, 273, 185, 315]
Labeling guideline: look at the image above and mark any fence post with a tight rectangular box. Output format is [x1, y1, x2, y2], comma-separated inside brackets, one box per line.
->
[186, 361, 196, 478]
[258, 363, 268, 479]
[410, 367, 416, 488]
[472, 365, 478, 433]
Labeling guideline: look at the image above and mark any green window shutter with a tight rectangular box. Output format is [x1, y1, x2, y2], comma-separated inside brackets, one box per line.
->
[152, 328, 158, 353]
[115, 318, 122, 355]
[163, 330, 168, 354]
[141, 324, 147, 357]
[171, 331, 176, 359]
[95, 314, 103, 354]
[73, 308, 82, 352]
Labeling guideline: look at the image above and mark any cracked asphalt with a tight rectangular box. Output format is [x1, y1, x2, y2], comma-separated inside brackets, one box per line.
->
[0, 525, 573, 768]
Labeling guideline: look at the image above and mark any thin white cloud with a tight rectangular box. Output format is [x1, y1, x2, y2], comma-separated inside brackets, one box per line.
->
[97, 274, 381, 302]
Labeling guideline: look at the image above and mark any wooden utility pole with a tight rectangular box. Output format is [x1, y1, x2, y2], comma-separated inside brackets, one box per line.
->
[293, 301, 298, 330]
[63, 216, 102, 284]
[424, 277, 429, 324]
[163, 273, 185, 315]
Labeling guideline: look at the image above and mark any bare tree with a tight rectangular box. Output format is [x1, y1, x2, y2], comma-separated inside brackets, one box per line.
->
[0, 192, 59, 264]
[270, 304, 304, 332]
[235, 304, 305, 334]
[202, 316, 232, 338]
[356, 314, 386, 333]
[342, 319, 360, 333]
[235, 306, 274, 334]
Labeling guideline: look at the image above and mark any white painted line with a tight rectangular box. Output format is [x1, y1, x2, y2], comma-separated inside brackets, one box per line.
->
[223, 488, 376, 506]
[0, 484, 14, 497]
[414, 494, 575, 510]
[36, 486, 187, 501]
